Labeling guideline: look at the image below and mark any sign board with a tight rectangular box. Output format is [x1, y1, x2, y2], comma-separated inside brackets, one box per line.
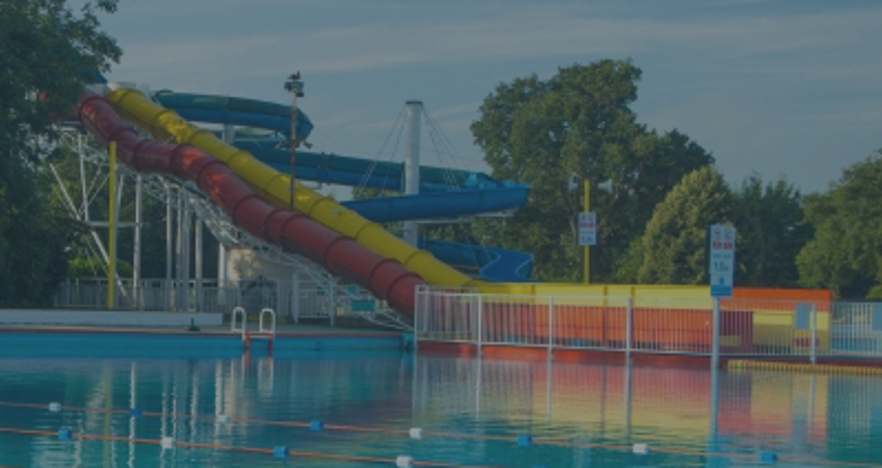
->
[578, 212, 597, 246]
[708, 224, 736, 298]
[351, 300, 376, 313]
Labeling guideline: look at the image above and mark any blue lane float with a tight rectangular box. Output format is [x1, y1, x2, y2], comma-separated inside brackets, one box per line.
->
[273, 446, 289, 458]
[760, 451, 778, 464]
[516, 434, 533, 447]
[57, 428, 72, 441]
[309, 420, 323, 431]
[130, 408, 142, 418]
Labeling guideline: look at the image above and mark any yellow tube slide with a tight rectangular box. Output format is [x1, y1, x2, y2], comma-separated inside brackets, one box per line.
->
[105, 89, 473, 287]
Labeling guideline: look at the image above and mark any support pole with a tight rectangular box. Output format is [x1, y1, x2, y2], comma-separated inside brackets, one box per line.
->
[78, 134, 89, 223]
[106, 142, 117, 309]
[289, 96, 297, 211]
[218, 243, 227, 306]
[709, 363, 720, 442]
[292, 271, 300, 323]
[180, 191, 191, 311]
[476, 295, 484, 357]
[403, 101, 423, 247]
[166, 185, 174, 311]
[133, 175, 142, 310]
[711, 297, 721, 370]
[219, 126, 234, 306]
[583, 179, 591, 284]
[175, 190, 185, 311]
[195, 215, 203, 312]
[284, 72, 305, 212]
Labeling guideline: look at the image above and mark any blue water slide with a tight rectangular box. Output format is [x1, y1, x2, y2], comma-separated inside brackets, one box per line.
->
[337, 192, 533, 281]
[152, 92, 314, 143]
[235, 141, 506, 194]
[419, 239, 533, 282]
[154, 91, 533, 281]
[340, 186, 528, 222]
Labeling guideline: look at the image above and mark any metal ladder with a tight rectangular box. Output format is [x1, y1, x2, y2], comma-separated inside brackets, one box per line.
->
[231, 306, 277, 353]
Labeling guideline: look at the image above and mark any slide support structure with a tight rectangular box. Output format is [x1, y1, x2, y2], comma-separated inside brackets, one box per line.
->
[403, 101, 422, 247]
[107, 141, 117, 309]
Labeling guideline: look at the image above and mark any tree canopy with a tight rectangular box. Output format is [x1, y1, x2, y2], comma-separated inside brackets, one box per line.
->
[0, 0, 119, 306]
[797, 151, 882, 298]
[733, 175, 811, 287]
[635, 166, 733, 284]
[470, 60, 714, 281]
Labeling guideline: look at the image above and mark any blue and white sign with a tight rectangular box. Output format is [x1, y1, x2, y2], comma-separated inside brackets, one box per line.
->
[708, 224, 736, 298]
[578, 212, 597, 246]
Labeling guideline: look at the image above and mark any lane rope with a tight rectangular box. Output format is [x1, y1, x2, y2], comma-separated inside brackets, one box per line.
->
[2, 401, 880, 467]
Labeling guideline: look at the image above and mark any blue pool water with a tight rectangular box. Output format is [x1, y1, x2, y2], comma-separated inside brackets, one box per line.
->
[1, 335, 881, 467]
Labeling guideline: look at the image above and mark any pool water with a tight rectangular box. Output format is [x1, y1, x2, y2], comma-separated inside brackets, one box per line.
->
[1, 347, 881, 467]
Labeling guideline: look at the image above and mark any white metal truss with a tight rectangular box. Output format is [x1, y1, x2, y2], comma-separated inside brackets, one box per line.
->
[56, 125, 412, 329]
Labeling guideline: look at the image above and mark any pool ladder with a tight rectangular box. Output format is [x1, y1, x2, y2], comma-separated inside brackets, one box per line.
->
[231, 306, 276, 353]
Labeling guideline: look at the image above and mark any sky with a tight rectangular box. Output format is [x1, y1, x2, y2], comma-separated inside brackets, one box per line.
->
[92, 0, 882, 196]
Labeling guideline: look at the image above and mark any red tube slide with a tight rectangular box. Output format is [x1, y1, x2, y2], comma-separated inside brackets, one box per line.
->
[77, 90, 424, 316]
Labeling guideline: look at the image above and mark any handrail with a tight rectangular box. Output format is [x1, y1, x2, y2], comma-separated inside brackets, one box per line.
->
[259, 307, 276, 337]
[231, 306, 246, 340]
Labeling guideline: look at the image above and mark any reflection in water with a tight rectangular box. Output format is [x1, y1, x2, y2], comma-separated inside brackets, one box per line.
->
[410, 354, 878, 466]
[0, 353, 880, 466]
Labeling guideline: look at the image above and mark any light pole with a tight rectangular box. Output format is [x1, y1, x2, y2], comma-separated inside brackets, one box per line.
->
[284, 72, 304, 211]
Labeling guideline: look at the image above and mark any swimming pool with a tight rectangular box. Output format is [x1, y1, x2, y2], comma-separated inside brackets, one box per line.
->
[1, 334, 881, 467]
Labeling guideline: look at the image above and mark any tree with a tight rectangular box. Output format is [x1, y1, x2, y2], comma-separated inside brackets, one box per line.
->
[797, 151, 882, 298]
[49, 142, 186, 280]
[732, 175, 811, 287]
[0, 0, 120, 306]
[470, 60, 713, 282]
[636, 166, 733, 285]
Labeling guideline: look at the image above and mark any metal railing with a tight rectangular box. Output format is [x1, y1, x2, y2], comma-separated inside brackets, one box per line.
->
[52, 277, 410, 329]
[414, 286, 882, 360]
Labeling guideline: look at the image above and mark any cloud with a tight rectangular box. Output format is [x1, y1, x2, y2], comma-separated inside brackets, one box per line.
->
[98, 0, 882, 193]
[106, 1, 882, 83]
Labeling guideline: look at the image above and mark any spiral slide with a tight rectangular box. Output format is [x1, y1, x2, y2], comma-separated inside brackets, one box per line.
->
[151, 91, 533, 281]
[103, 88, 476, 288]
[77, 90, 425, 315]
[152, 91, 504, 193]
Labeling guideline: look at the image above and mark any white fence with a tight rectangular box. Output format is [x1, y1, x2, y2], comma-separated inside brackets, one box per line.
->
[53, 278, 398, 327]
[414, 287, 882, 360]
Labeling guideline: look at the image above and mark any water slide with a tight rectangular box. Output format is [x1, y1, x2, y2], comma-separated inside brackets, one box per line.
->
[153, 91, 314, 145]
[153, 92, 505, 192]
[149, 91, 533, 281]
[420, 239, 533, 282]
[103, 88, 477, 289]
[76, 90, 424, 315]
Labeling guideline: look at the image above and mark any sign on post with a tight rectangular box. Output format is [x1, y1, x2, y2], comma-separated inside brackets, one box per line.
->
[578, 212, 597, 246]
[708, 224, 736, 298]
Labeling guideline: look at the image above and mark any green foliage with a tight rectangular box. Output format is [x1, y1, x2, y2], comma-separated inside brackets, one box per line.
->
[69, 256, 132, 278]
[0, 157, 80, 306]
[0, 0, 119, 306]
[732, 174, 811, 287]
[1, 0, 121, 163]
[637, 167, 733, 284]
[866, 285, 882, 300]
[796, 151, 882, 298]
[50, 139, 217, 280]
[470, 60, 713, 281]
[623, 172, 810, 287]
